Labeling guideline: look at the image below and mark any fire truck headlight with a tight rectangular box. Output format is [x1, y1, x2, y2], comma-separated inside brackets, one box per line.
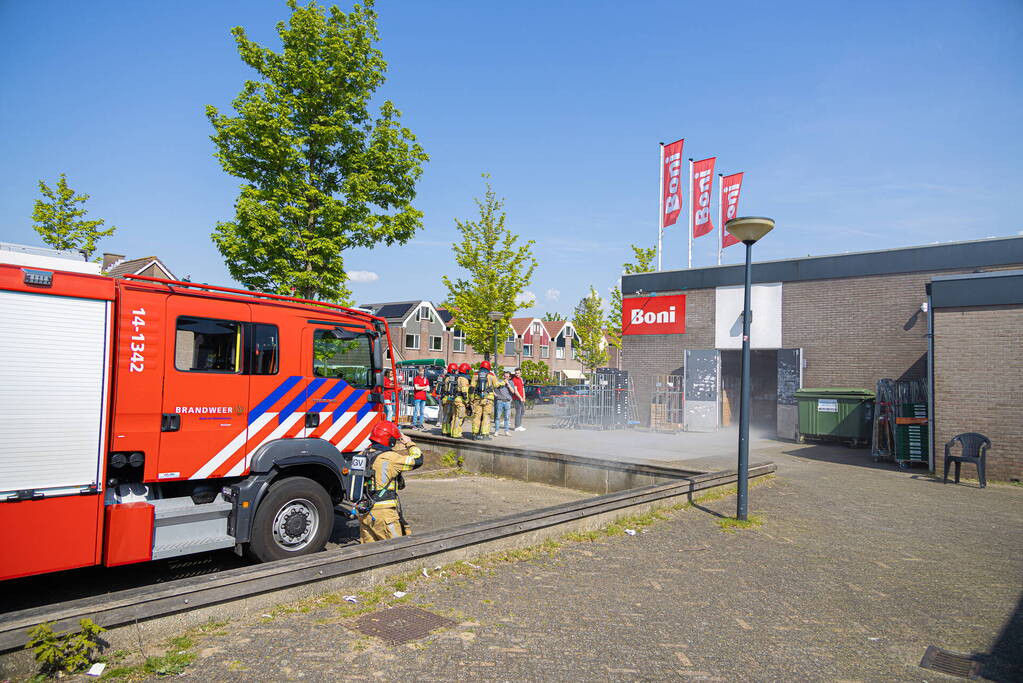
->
[110, 452, 127, 468]
[129, 452, 145, 468]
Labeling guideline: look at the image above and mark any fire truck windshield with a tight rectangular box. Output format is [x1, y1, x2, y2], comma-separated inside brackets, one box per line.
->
[313, 329, 374, 387]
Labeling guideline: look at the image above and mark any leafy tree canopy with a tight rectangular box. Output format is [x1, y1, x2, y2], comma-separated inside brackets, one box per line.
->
[607, 244, 657, 349]
[442, 179, 537, 360]
[573, 286, 609, 372]
[520, 359, 551, 385]
[543, 312, 564, 321]
[31, 174, 115, 258]
[207, 0, 428, 302]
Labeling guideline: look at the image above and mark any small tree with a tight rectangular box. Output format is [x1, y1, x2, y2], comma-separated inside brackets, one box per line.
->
[607, 244, 657, 350]
[207, 0, 428, 302]
[31, 174, 115, 258]
[543, 312, 564, 321]
[573, 286, 609, 372]
[441, 180, 537, 360]
[520, 359, 551, 384]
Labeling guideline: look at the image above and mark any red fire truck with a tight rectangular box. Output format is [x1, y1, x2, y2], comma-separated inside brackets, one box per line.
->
[0, 263, 396, 581]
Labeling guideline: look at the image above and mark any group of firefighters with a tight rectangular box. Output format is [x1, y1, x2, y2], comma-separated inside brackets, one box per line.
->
[357, 361, 504, 544]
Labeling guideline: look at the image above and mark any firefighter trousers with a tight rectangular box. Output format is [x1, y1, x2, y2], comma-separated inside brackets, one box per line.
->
[450, 398, 468, 438]
[359, 505, 409, 543]
[439, 399, 452, 435]
[472, 397, 494, 436]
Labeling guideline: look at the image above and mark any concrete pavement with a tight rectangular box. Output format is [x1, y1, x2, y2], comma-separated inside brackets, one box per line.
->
[161, 441, 1022, 681]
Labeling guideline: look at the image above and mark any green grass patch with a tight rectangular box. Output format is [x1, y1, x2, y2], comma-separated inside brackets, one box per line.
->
[439, 450, 464, 469]
[716, 515, 764, 533]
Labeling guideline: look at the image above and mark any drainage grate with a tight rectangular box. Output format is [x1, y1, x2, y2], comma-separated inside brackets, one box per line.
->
[919, 645, 980, 679]
[354, 606, 455, 645]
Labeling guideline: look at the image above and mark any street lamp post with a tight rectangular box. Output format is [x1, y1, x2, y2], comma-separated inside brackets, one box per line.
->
[724, 217, 774, 521]
[487, 311, 503, 365]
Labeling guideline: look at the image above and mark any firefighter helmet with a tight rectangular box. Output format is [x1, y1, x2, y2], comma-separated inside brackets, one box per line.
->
[369, 420, 402, 447]
[480, 360, 491, 370]
[459, 363, 471, 373]
[447, 363, 458, 373]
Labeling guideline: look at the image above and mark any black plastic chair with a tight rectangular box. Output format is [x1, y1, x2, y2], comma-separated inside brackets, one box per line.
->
[942, 433, 991, 488]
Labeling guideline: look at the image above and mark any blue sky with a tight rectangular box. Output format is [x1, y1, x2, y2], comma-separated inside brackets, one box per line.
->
[1, 0, 1021, 316]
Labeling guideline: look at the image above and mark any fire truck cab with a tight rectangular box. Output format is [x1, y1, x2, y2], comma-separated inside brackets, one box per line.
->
[0, 264, 394, 581]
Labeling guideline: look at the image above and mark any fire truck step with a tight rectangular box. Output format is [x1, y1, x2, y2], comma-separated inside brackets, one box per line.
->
[151, 498, 235, 560]
[152, 535, 236, 560]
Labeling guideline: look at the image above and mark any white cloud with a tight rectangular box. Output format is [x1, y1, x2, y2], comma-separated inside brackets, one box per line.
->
[515, 290, 536, 306]
[545, 288, 560, 301]
[348, 270, 379, 283]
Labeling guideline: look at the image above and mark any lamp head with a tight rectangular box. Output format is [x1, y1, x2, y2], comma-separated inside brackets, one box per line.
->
[487, 311, 503, 321]
[725, 217, 774, 245]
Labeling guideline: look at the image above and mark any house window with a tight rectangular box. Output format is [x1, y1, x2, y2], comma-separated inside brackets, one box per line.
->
[430, 335, 443, 351]
[523, 344, 533, 357]
[405, 333, 420, 350]
[453, 328, 465, 353]
[532, 322, 542, 334]
[504, 340, 517, 356]
[571, 345, 577, 359]
[564, 326, 573, 338]
[540, 345, 549, 359]
[418, 305, 431, 322]
[556, 347, 565, 359]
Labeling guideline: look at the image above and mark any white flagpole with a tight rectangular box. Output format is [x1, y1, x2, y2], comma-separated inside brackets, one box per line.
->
[717, 172, 723, 266]
[687, 158, 694, 269]
[657, 142, 664, 271]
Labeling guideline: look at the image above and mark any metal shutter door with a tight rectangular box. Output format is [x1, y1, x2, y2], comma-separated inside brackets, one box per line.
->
[0, 290, 110, 496]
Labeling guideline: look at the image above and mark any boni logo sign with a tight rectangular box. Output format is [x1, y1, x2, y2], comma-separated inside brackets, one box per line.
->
[622, 295, 686, 335]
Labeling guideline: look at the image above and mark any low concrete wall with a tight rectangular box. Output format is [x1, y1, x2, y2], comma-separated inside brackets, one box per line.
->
[415, 434, 704, 495]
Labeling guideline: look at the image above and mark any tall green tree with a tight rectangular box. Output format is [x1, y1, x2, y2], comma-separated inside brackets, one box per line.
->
[520, 359, 551, 385]
[573, 286, 609, 372]
[607, 244, 657, 350]
[31, 174, 115, 258]
[207, 0, 428, 302]
[442, 180, 537, 360]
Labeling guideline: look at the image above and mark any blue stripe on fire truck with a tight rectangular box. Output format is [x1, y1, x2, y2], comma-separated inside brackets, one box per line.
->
[279, 378, 326, 424]
[308, 378, 347, 414]
[249, 376, 302, 426]
[355, 401, 374, 421]
[331, 390, 363, 422]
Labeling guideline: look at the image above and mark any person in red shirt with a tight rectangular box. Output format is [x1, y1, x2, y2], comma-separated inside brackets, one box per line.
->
[383, 369, 396, 423]
[411, 367, 430, 429]
[511, 367, 526, 431]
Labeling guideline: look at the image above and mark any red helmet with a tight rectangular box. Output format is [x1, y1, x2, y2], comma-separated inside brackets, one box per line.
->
[480, 360, 491, 370]
[369, 420, 402, 447]
[459, 363, 471, 373]
[447, 363, 458, 373]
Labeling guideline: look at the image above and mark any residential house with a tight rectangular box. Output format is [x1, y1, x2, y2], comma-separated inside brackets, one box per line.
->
[363, 300, 590, 381]
[101, 253, 176, 279]
[359, 300, 448, 363]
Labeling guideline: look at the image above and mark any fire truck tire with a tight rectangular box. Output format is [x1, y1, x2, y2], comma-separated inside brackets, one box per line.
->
[247, 476, 333, 562]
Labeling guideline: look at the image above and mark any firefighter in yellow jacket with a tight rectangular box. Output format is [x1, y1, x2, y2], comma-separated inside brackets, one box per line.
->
[439, 363, 458, 436]
[471, 360, 499, 439]
[450, 362, 472, 438]
[359, 421, 423, 543]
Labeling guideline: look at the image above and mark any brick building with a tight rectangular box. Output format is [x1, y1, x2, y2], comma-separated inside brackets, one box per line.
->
[620, 236, 1023, 476]
[358, 301, 589, 380]
[929, 270, 1022, 481]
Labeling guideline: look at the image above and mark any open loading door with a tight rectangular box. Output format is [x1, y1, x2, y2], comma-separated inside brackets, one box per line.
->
[684, 349, 720, 432]
[776, 348, 802, 441]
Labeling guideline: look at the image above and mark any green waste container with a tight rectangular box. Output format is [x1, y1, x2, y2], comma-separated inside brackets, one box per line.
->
[795, 388, 875, 447]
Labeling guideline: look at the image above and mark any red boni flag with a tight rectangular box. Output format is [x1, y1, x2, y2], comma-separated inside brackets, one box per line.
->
[720, 172, 744, 248]
[691, 157, 716, 238]
[661, 139, 685, 228]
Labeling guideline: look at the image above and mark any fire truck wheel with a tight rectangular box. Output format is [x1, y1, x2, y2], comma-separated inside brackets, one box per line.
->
[247, 476, 333, 562]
